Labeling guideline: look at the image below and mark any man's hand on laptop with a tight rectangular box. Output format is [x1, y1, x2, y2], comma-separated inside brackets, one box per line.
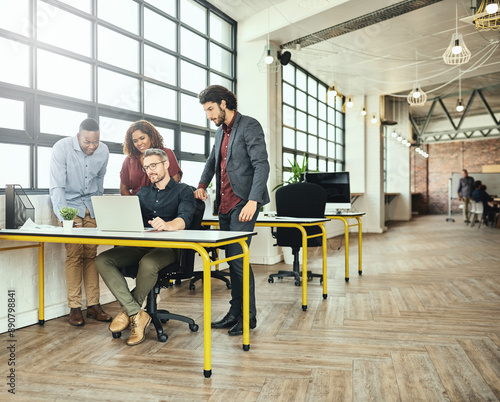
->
[148, 217, 173, 231]
[148, 216, 185, 231]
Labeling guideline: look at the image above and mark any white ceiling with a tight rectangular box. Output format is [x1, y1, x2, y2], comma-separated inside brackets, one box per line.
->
[207, 0, 500, 121]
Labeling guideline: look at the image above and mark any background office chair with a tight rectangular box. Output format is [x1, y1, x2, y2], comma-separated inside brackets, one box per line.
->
[269, 182, 327, 286]
[112, 197, 205, 342]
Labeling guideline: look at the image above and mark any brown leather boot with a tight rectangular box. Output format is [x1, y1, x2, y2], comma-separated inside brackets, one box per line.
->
[69, 307, 85, 326]
[109, 311, 130, 332]
[86, 304, 112, 322]
[127, 310, 151, 346]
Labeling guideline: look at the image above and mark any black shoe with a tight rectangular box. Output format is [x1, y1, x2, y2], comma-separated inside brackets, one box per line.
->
[211, 313, 238, 329]
[228, 316, 257, 336]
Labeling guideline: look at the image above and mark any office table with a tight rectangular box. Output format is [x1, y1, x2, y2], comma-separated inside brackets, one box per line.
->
[325, 213, 365, 282]
[0, 227, 256, 378]
[203, 216, 329, 311]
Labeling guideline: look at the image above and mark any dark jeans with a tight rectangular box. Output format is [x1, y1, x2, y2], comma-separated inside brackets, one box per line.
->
[218, 200, 259, 319]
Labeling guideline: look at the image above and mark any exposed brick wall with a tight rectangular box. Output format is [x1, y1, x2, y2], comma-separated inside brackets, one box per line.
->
[410, 138, 500, 214]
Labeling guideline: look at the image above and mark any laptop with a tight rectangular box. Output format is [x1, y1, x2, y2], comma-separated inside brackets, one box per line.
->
[92, 195, 150, 232]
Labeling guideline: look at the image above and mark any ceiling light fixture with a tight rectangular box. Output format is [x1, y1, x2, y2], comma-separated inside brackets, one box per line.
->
[371, 114, 377, 124]
[346, 96, 354, 108]
[486, 0, 499, 14]
[443, 1, 472, 64]
[391, 129, 397, 138]
[407, 52, 427, 107]
[326, 85, 339, 104]
[257, 6, 280, 73]
[474, 0, 500, 31]
[361, 106, 367, 116]
[456, 69, 465, 112]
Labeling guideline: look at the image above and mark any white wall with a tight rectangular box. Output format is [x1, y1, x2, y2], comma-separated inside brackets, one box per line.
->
[0, 195, 116, 333]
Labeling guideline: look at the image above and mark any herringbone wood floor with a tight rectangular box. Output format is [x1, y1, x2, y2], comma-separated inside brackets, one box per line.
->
[2, 215, 500, 401]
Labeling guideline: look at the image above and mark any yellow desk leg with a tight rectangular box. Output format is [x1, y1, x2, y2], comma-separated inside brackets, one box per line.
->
[202, 252, 212, 378]
[340, 218, 350, 282]
[357, 217, 363, 275]
[38, 242, 45, 325]
[301, 227, 308, 311]
[321, 224, 328, 299]
[241, 240, 250, 351]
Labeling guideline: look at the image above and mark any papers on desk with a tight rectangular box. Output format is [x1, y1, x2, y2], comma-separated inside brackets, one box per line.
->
[19, 218, 59, 231]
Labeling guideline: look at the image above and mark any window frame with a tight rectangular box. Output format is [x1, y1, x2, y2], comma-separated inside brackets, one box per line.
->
[281, 61, 345, 180]
[0, 0, 237, 193]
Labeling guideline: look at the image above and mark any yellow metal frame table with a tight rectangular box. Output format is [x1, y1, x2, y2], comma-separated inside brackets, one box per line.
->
[325, 213, 364, 282]
[203, 216, 329, 311]
[0, 227, 256, 378]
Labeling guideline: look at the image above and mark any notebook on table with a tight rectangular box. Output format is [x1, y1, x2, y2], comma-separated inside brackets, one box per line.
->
[91, 195, 151, 232]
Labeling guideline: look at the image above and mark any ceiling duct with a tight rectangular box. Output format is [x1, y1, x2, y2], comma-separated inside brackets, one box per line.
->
[280, 0, 444, 49]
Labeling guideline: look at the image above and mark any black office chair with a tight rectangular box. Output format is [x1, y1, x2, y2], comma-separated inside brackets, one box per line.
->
[112, 197, 205, 343]
[268, 182, 327, 286]
[189, 245, 231, 290]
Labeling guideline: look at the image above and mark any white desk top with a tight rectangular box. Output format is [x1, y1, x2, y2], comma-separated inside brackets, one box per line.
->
[0, 227, 256, 244]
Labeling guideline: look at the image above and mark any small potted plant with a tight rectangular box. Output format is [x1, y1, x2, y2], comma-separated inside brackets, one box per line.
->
[59, 207, 79, 230]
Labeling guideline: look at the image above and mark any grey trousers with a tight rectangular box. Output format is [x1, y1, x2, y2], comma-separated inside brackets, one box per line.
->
[96, 246, 177, 316]
[218, 200, 259, 319]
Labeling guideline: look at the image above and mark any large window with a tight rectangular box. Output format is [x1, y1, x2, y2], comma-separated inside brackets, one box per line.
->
[281, 62, 345, 182]
[0, 0, 236, 191]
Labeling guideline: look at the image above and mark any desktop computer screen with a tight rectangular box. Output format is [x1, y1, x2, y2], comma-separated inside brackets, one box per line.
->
[303, 171, 351, 212]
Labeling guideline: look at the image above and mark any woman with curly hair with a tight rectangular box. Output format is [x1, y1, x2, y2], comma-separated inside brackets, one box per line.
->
[120, 120, 183, 195]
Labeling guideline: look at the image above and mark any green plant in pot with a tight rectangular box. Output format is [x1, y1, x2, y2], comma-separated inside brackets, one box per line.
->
[59, 207, 79, 229]
[272, 154, 309, 191]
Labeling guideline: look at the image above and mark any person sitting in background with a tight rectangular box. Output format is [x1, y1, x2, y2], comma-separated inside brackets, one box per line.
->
[96, 149, 196, 346]
[120, 120, 182, 195]
[472, 183, 498, 226]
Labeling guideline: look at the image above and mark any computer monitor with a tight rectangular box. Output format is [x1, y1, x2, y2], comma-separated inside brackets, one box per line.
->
[303, 172, 351, 212]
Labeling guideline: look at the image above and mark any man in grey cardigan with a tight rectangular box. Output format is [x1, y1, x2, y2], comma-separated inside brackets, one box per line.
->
[194, 85, 270, 336]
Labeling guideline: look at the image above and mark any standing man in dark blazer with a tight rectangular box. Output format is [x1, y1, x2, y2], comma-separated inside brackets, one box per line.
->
[194, 85, 270, 336]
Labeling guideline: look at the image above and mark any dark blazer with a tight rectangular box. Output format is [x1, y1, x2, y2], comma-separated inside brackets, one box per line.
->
[199, 112, 270, 211]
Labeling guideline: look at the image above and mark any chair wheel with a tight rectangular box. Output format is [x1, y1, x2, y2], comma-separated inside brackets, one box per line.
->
[158, 333, 168, 342]
[226, 283, 232, 289]
[189, 284, 195, 290]
[160, 318, 168, 324]
[112, 332, 121, 339]
[294, 280, 301, 286]
[189, 323, 199, 332]
[268, 277, 274, 283]
[320, 278, 323, 284]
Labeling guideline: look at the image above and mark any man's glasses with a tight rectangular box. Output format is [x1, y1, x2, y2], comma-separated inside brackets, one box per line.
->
[142, 160, 167, 173]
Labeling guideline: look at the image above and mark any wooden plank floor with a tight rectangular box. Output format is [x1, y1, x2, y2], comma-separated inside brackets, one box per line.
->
[2, 214, 500, 401]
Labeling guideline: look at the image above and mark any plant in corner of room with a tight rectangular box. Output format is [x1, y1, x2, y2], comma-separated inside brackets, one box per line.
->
[272, 154, 309, 191]
[59, 207, 79, 221]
